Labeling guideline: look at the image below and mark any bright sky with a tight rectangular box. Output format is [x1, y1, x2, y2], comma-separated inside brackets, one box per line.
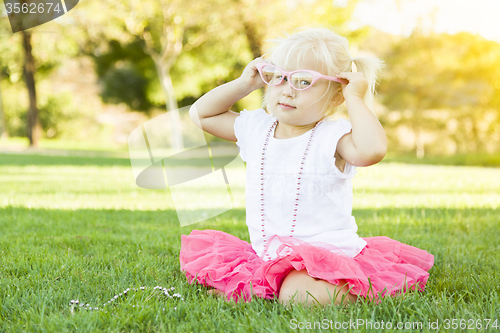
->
[340, 0, 500, 43]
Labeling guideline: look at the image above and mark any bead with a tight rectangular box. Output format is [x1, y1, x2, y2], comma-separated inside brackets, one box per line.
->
[259, 120, 322, 251]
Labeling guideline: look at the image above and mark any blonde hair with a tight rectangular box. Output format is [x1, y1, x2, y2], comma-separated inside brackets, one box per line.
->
[261, 27, 385, 118]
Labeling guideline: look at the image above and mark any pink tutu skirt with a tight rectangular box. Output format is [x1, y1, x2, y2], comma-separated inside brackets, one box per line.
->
[179, 229, 434, 304]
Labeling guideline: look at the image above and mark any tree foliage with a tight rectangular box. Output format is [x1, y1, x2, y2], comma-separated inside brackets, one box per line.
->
[378, 30, 500, 156]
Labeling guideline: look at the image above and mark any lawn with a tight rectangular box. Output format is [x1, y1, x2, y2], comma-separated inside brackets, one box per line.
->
[0, 149, 499, 332]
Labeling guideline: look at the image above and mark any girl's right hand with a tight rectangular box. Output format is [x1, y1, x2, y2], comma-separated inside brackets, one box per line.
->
[238, 57, 268, 92]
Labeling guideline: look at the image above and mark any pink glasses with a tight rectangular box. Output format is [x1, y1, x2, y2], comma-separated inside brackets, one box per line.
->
[255, 62, 348, 91]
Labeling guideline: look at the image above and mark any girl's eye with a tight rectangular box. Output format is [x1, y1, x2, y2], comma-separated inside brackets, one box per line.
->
[300, 80, 311, 85]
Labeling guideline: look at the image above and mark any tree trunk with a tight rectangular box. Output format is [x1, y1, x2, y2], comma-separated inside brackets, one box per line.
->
[415, 127, 425, 159]
[412, 114, 424, 159]
[240, 15, 265, 97]
[413, 106, 425, 159]
[0, 73, 8, 139]
[242, 20, 262, 59]
[22, 30, 41, 147]
[154, 60, 184, 151]
[470, 111, 482, 153]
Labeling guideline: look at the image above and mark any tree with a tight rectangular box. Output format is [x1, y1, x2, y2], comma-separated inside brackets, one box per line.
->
[21, 30, 42, 147]
[71, 0, 367, 149]
[378, 29, 500, 156]
[72, 0, 238, 150]
[0, 4, 73, 145]
[0, 72, 6, 139]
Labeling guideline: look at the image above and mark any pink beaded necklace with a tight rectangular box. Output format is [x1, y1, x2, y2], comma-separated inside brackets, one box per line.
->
[260, 119, 324, 260]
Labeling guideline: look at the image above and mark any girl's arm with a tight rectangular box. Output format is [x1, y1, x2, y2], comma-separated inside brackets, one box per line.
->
[334, 72, 387, 167]
[189, 58, 267, 141]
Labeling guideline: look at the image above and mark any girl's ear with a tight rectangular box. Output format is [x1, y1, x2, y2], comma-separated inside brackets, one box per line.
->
[330, 89, 345, 107]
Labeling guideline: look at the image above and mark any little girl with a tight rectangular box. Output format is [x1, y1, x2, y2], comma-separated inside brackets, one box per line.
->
[180, 27, 434, 307]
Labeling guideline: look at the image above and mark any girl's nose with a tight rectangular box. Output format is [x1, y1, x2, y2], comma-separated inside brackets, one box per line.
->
[281, 77, 295, 97]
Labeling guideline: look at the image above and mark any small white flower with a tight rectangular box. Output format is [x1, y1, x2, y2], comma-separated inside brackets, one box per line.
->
[132, 305, 135, 307]
[171, 287, 175, 291]
[114, 295, 118, 299]
[80, 304, 84, 307]
[86, 304, 90, 307]
[70, 300, 75, 304]
[163, 308, 165, 311]
[75, 300, 79, 304]
[174, 307, 177, 310]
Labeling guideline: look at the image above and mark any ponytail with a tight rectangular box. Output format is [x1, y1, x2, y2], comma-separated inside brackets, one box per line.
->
[350, 55, 386, 113]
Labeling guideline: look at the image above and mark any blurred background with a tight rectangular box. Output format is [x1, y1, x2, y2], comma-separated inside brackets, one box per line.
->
[0, 0, 499, 165]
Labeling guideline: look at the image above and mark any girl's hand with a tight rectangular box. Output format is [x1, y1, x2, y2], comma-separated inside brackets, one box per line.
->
[335, 72, 368, 100]
[238, 57, 268, 92]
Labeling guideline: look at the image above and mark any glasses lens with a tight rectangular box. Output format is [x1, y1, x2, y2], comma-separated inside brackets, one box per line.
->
[261, 65, 283, 85]
[290, 72, 314, 90]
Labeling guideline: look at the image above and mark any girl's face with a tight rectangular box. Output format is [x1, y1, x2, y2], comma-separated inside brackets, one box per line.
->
[267, 57, 342, 126]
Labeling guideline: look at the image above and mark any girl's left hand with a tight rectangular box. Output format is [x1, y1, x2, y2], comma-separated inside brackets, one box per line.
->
[336, 72, 368, 100]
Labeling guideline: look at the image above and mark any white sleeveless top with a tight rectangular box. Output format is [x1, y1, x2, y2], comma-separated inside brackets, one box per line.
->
[234, 109, 367, 261]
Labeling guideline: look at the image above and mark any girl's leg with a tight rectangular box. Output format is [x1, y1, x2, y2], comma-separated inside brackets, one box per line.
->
[278, 269, 358, 307]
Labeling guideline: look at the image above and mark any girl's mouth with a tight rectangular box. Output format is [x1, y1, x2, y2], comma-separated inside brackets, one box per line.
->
[279, 103, 296, 110]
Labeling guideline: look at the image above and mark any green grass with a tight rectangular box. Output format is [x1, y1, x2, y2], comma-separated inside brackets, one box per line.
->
[0, 150, 499, 332]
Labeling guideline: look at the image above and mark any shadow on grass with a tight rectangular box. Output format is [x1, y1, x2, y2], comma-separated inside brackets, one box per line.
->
[2, 151, 500, 168]
[0, 152, 239, 168]
[382, 153, 500, 168]
[0, 152, 132, 167]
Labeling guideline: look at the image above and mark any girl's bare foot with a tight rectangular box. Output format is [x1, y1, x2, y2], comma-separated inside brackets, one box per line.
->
[207, 288, 225, 297]
[207, 288, 238, 308]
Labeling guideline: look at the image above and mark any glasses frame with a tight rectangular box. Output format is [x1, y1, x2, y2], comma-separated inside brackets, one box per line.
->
[255, 62, 348, 91]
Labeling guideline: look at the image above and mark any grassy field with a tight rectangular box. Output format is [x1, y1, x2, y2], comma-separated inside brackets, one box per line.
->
[0, 148, 499, 332]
